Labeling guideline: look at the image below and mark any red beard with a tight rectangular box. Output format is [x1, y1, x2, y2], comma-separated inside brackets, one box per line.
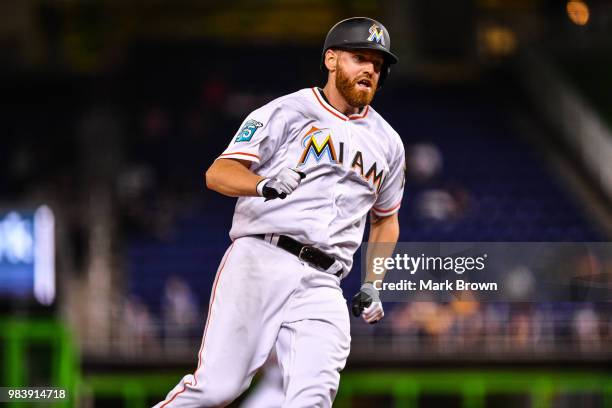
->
[335, 63, 377, 108]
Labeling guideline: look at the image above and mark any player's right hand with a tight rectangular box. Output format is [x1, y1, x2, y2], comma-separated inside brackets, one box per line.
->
[257, 168, 306, 201]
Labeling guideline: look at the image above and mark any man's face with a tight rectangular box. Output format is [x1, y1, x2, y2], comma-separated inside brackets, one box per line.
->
[334, 49, 384, 108]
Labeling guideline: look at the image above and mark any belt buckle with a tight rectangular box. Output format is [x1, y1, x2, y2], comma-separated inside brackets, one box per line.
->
[298, 246, 315, 263]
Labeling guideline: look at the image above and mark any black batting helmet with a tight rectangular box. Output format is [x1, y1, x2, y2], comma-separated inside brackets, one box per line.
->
[321, 17, 399, 87]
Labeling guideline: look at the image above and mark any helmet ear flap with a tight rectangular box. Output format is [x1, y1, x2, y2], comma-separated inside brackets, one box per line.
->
[377, 64, 391, 89]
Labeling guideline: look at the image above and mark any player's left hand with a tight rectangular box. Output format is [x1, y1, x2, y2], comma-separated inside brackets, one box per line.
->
[351, 282, 384, 324]
[361, 301, 384, 324]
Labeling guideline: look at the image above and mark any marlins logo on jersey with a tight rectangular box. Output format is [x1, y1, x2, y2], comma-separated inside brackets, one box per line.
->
[298, 126, 338, 166]
[367, 24, 385, 46]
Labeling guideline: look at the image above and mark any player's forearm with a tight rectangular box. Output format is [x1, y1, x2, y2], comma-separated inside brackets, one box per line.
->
[364, 213, 400, 283]
[205, 158, 265, 197]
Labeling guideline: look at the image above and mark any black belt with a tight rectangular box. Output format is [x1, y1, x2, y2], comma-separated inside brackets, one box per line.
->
[254, 234, 342, 277]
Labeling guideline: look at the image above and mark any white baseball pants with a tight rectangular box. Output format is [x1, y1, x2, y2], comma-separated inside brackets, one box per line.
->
[240, 351, 284, 408]
[153, 236, 351, 408]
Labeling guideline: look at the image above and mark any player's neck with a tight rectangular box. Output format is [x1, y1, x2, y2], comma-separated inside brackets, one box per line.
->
[321, 83, 362, 116]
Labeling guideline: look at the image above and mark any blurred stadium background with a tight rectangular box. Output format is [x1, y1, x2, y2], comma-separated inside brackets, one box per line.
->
[0, 0, 611, 407]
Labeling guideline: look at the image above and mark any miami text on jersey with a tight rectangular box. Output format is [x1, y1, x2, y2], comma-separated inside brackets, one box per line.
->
[298, 126, 385, 193]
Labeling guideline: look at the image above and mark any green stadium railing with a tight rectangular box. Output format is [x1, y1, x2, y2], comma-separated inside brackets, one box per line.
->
[81, 369, 612, 407]
[0, 318, 78, 408]
[2, 318, 612, 407]
[80, 373, 183, 408]
[335, 370, 612, 408]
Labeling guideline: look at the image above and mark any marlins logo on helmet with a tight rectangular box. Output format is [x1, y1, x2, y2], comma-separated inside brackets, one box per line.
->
[367, 24, 386, 46]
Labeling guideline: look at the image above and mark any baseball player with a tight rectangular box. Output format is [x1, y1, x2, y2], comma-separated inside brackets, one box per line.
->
[155, 17, 404, 408]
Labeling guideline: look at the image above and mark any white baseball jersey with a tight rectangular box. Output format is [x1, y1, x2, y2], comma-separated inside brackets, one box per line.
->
[219, 87, 406, 275]
[219, 88, 405, 275]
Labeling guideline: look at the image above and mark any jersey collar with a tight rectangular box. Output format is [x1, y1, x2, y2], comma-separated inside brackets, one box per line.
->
[311, 87, 369, 122]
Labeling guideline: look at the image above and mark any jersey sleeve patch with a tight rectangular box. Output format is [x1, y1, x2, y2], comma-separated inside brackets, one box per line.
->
[234, 119, 263, 143]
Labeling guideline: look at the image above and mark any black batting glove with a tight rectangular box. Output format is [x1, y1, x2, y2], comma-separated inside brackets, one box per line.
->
[351, 282, 384, 324]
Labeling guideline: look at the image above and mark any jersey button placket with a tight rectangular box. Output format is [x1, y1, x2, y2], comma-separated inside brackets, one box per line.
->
[342, 121, 352, 169]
